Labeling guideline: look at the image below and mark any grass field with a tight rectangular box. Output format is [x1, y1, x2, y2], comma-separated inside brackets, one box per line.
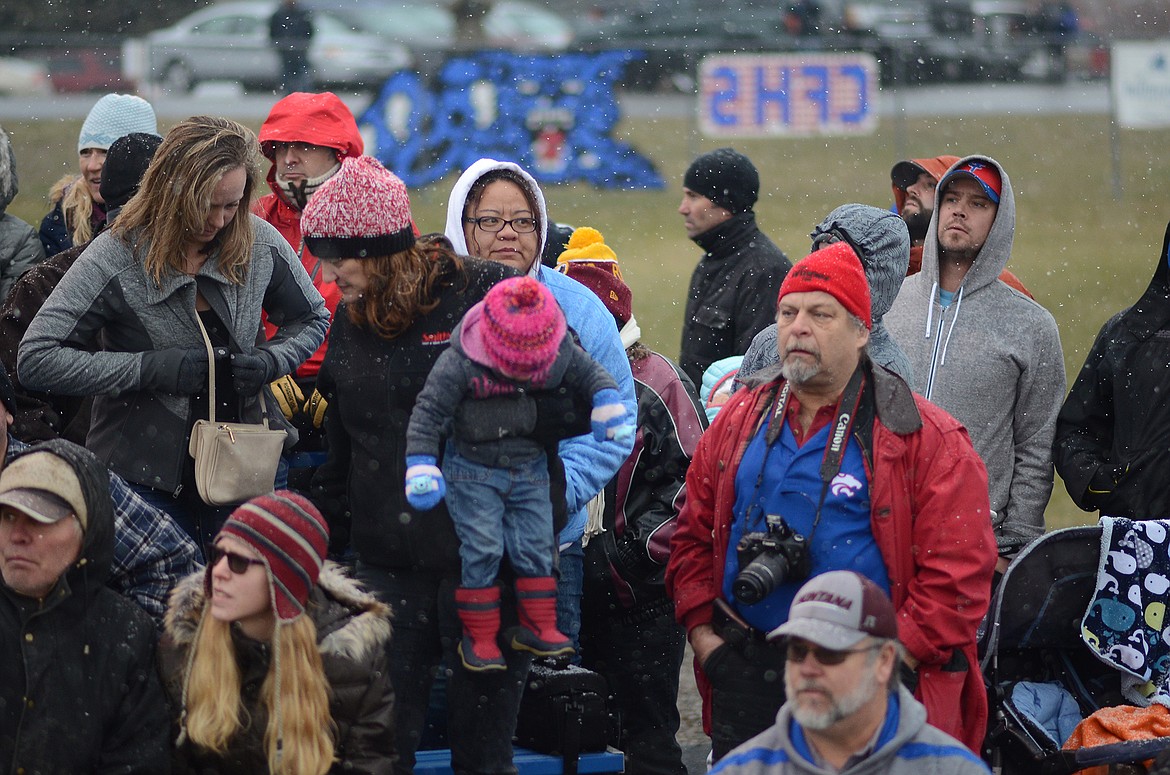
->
[5, 109, 1169, 530]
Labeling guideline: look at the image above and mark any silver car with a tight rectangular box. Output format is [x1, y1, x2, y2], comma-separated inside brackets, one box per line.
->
[142, 0, 411, 93]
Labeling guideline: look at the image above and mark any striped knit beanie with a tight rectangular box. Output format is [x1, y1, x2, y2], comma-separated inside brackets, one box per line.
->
[213, 490, 329, 623]
[481, 276, 566, 380]
[78, 93, 159, 154]
[301, 154, 416, 259]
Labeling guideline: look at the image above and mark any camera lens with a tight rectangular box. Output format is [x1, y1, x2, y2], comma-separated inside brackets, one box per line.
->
[732, 552, 792, 605]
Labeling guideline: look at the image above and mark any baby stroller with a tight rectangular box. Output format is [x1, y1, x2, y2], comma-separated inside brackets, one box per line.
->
[981, 524, 1170, 774]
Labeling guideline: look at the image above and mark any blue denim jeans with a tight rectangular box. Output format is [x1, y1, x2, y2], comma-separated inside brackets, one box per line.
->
[555, 539, 584, 658]
[444, 451, 553, 588]
[356, 562, 532, 775]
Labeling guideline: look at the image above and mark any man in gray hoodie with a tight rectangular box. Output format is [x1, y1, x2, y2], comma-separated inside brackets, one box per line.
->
[885, 156, 1064, 572]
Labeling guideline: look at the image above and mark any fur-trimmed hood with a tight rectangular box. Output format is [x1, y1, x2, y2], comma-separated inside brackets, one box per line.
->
[164, 561, 392, 663]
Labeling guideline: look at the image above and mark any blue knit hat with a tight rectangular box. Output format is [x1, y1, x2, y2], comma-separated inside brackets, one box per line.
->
[78, 94, 159, 154]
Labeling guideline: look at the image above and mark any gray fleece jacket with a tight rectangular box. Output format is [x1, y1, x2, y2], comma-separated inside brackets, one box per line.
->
[0, 125, 46, 301]
[738, 204, 913, 384]
[18, 215, 328, 493]
[884, 155, 1064, 555]
[710, 687, 989, 775]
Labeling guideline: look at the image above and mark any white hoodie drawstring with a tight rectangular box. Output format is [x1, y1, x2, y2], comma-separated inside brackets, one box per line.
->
[939, 286, 964, 367]
[924, 282, 938, 337]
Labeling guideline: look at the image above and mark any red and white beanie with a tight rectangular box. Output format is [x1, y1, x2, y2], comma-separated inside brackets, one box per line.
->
[212, 490, 330, 623]
[777, 241, 872, 329]
[482, 277, 566, 380]
[301, 155, 415, 259]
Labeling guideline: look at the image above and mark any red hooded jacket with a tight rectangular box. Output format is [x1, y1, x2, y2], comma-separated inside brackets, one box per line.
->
[253, 91, 363, 378]
[892, 154, 1033, 299]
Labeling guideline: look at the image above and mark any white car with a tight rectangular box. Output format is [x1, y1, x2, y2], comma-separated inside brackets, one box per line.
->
[141, 0, 411, 93]
[0, 57, 52, 96]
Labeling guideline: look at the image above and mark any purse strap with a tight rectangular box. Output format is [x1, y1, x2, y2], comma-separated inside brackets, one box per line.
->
[193, 312, 272, 429]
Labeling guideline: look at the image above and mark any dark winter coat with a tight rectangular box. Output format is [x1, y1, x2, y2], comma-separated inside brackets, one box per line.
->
[679, 212, 791, 386]
[159, 564, 395, 774]
[406, 310, 616, 468]
[1054, 219, 1170, 518]
[584, 349, 706, 613]
[18, 216, 329, 494]
[0, 243, 91, 443]
[311, 255, 516, 568]
[269, 1, 314, 50]
[0, 439, 170, 774]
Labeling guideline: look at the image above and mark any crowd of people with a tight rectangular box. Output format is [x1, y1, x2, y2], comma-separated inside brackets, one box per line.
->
[0, 88, 1162, 775]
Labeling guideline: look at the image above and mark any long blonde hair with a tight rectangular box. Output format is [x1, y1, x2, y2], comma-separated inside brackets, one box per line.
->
[48, 173, 100, 247]
[182, 611, 335, 775]
[114, 116, 262, 286]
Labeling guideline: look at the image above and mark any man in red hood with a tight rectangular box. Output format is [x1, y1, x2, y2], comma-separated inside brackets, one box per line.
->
[255, 91, 363, 380]
[891, 155, 1033, 298]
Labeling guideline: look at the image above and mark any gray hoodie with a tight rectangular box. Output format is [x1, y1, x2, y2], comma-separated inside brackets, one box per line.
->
[884, 155, 1064, 555]
[0, 126, 46, 300]
[738, 204, 913, 384]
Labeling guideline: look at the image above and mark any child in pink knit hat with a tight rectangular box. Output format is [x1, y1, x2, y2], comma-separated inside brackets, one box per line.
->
[404, 275, 630, 671]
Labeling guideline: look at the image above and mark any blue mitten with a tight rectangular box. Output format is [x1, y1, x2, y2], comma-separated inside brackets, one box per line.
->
[405, 454, 446, 510]
[591, 388, 631, 442]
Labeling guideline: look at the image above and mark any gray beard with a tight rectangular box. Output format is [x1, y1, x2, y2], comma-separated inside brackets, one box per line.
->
[787, 668, 881, 731]
[781, 357, 821, 385]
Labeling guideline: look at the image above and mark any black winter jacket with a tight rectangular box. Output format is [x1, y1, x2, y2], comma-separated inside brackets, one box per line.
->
[160, 565, 395, 774]
[0, 439, 170, 775]
[1054, 219, 1170, 518]
[584, 349, 706, 615]
[679, 212, 791, 386]
[311, 255, 515, 569]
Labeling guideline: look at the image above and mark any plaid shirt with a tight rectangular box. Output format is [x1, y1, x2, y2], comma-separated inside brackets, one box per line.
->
[7, 436, 201, 624]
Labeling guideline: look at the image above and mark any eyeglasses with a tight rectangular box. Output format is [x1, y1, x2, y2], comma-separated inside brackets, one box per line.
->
[785, 639, 882, 666]
[464, 216, 538, 234]
[210, 545, 265, 575]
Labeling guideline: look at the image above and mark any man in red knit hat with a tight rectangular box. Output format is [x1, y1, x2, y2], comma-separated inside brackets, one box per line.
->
[666, 242, 996, 763]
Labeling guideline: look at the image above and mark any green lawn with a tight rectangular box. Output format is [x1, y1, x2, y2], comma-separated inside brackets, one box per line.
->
[6, 111, 1169, 530]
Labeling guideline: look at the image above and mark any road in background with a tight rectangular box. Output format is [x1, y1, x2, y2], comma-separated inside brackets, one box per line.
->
[0, 80, 1109, 122]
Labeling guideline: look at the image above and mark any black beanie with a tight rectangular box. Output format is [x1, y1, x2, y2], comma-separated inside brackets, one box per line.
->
[99, 132, 163, 208]
[683, 147, 759, 214]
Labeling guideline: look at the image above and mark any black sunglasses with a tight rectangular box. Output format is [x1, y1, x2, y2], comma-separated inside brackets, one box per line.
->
[209, 545, 265, 575]
[785, 639, 881, 666]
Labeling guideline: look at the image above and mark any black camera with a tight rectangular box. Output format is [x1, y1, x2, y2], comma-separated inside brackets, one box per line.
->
[732, 515, 811, 605]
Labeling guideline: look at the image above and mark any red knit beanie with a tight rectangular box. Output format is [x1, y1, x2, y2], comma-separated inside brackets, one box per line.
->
[212, 490, 330, 623]
[301, 155, 416, 259]
[777, 242, 872, 329]
[555, 227, 632, 326]
[482, 276, 567, 380]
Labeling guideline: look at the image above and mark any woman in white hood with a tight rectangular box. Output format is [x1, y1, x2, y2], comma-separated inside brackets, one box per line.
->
[444, 158, 636, 658]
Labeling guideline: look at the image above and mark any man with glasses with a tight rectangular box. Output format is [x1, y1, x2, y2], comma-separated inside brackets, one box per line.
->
[677, 147, 791, 386]
[708, 571, 991, 775]
[667, 244, 995, 763]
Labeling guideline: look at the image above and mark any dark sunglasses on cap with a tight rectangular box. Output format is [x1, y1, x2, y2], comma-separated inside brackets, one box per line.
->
[209, 545, 265, 575]
[785, 638, 882, 666]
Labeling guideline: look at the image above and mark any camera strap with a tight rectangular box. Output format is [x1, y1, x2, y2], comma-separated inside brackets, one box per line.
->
[749, 366, 866, 537]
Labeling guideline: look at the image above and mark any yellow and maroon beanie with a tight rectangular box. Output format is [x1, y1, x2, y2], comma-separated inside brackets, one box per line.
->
[778, 241, 872, 329]
[213, 490, 330, 623]
[482, 276, 566, 380]
[556, 227, 632, 327]
[301, 154, 415, 259]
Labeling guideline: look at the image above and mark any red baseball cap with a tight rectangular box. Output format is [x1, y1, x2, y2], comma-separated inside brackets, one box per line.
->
[940, 160, 1001, 203]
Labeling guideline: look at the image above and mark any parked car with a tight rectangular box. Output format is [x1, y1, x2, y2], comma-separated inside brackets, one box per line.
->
[0, 56, 52, 95]
[311, 0, 572, 53]
[139, 0, 411, 93]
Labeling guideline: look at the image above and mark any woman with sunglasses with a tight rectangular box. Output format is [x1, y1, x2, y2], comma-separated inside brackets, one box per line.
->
[159, 490, 394, 774]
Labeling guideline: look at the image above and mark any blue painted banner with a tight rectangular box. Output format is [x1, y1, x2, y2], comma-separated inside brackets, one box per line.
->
[359, 50, 663, 189]
[698, 52, 878, 137]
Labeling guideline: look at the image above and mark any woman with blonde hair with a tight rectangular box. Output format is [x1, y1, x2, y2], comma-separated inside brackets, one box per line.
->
[160, 489, 395, 774]
[38, 92, 160, 256]
[19, 115, 329, 550]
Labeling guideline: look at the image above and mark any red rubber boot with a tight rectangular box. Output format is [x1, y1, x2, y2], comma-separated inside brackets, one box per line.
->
[454, 586, 507, 671]
[512, 576, 574, 657]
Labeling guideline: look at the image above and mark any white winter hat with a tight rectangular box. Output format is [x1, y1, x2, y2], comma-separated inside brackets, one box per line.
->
[78, 94, 159, 154]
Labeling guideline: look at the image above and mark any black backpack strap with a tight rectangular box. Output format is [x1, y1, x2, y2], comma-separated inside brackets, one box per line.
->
[562, 693, 584, 775]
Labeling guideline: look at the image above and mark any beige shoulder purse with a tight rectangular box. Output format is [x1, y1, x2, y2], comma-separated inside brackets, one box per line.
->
[187, 315, 287, 506]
